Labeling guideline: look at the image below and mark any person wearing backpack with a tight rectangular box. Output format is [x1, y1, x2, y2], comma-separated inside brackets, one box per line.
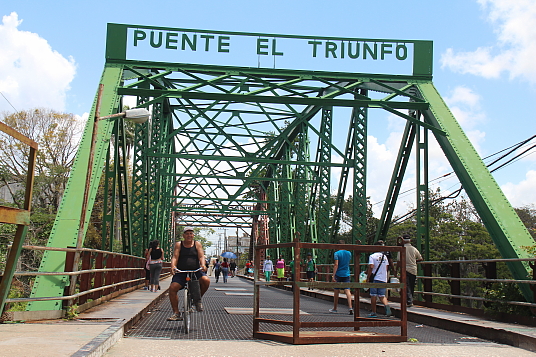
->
[367, 240, 392, 317]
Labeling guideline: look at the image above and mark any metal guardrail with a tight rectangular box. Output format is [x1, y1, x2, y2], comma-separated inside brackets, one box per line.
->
[284, 257, 536, 313]
[1, 245, 171, 309]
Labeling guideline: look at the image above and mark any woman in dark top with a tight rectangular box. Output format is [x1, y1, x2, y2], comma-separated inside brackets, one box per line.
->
[146, 240, 164, 292]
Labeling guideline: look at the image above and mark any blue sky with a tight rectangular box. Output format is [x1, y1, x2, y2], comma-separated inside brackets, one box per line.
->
[1, 1, 535, 249]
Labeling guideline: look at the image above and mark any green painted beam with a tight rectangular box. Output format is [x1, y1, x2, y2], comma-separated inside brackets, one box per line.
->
[418, 82, 534, 302]
[118, 87, 429, 110]
[27, 65, 123, 311]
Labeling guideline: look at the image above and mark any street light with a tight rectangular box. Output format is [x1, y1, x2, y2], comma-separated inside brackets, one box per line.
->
[98, 107, 151, 123]
[69, 84, 150, 300]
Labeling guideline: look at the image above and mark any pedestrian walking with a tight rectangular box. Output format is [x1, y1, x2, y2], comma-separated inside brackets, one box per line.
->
[146, 240, 164, 293]
[397, 234, 423, 307]
[214, 258, 221, 283]
[230, 259, 237, 277]
[263, 255, 274, 281]
[276, 256, 285, 281]
[330, 240, 354, 315]
[248, 260, 255, 277]
[304, 253, 317, 290]
[221, 258, 230, 283]
[367, 240, 392, 317]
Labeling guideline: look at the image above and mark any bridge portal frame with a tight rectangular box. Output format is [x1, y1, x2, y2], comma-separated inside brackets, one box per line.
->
[26, 24, 534, 312]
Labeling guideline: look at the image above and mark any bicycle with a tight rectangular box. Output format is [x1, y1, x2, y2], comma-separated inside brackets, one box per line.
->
[174, 267, 202, 334]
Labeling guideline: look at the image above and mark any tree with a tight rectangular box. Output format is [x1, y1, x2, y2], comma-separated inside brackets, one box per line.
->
[0, 109, 82, 305]
[0, 109, 81, 269]
[175, 226, 213, 251]
[515, 204, 536, 240]
[339, 195, 378, 244]
[0, 108, 82, 213]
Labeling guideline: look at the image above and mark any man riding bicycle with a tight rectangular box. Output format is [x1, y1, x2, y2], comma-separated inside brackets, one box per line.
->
[168, 226, 210, 321]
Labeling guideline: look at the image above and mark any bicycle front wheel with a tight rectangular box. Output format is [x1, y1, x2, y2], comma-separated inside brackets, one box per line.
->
[183, 287, 190, 333]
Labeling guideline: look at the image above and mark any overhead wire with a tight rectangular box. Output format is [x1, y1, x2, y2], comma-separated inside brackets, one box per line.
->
[373, 134, 536, 227]
[0, 91, 18, 112]
[372, 134, 536, 208]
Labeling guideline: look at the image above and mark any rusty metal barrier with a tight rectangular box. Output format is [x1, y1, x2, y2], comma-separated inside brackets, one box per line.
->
[1, 245, 171, 319]
[254, 235, 407, 345]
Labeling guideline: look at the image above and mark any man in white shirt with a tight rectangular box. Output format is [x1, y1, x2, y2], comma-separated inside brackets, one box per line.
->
[367, 240, 392, 317]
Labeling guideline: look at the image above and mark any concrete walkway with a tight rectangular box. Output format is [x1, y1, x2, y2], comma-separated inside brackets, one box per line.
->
[0, 276, 534, 356]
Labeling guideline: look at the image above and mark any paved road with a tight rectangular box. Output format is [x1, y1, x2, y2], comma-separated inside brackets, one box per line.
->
[106, 338, 536, 357]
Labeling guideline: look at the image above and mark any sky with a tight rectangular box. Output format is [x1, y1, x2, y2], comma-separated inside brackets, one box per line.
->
[0, 1, 535, 251]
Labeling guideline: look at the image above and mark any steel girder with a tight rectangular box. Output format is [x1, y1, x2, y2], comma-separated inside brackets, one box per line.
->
[417, 82, 534, 302]
[28, 66, 123, 311]
[101, 118, 133, 253]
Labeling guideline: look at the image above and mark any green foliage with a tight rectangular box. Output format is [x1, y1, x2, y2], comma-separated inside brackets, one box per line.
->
[483, 283, 532, 316]
[339, 195, 378, 244]
[515, 204, 536, 240]
[65, 304, 79, 320]
[522, 245, 536, 256]
[6, 283, 27, 312]
[175, 226, 213, 251]
[0, 108, 81, 212]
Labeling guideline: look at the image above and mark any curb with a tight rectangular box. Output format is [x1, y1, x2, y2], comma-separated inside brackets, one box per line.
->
[71, 288, 169, 357]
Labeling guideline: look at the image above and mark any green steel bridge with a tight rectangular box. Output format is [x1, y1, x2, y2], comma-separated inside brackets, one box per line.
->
[0, 23, 533, 314]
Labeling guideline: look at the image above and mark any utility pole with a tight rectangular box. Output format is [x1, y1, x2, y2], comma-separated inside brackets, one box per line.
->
[236, 227, 239, 258]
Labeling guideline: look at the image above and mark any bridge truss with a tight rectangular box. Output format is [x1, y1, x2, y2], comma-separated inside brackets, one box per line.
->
[26, 26, 534, 311]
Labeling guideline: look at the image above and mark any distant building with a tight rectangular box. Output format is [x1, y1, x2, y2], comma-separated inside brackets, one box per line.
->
[227, 233, 250, 255]
[0, 183, 22, 204]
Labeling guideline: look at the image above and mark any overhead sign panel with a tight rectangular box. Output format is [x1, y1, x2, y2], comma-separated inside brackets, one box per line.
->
[106, 23, 433, 76]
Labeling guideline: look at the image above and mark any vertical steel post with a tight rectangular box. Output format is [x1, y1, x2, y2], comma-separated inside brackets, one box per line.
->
[68, 84, 104, 302]
[352, 93, 368, 246]
[292, 233, 301, 342]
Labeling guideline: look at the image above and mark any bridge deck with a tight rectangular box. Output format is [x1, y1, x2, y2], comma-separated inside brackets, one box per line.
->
[127, 275, 472, 343]
[1, 275, 535, 356]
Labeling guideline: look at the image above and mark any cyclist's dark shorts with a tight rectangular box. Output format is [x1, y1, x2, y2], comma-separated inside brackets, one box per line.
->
[172, 271, 206, 287]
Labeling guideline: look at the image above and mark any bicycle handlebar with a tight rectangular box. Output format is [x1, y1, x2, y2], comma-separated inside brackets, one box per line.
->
[174, 267, 203, 273]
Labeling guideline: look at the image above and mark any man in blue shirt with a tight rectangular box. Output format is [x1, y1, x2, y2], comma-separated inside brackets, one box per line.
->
[330, 240, 354, 315]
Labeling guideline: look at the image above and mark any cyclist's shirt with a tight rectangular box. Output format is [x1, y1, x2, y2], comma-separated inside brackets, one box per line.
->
[177, 241, 200, 270]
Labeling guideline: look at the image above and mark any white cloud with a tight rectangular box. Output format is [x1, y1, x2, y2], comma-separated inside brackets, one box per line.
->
[445, 86, 482, 109]
[501, 170, 536, 207]
[0, 12, 76, 113]
[441, 0, 536, 84]
[444, 86, 487, 155]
